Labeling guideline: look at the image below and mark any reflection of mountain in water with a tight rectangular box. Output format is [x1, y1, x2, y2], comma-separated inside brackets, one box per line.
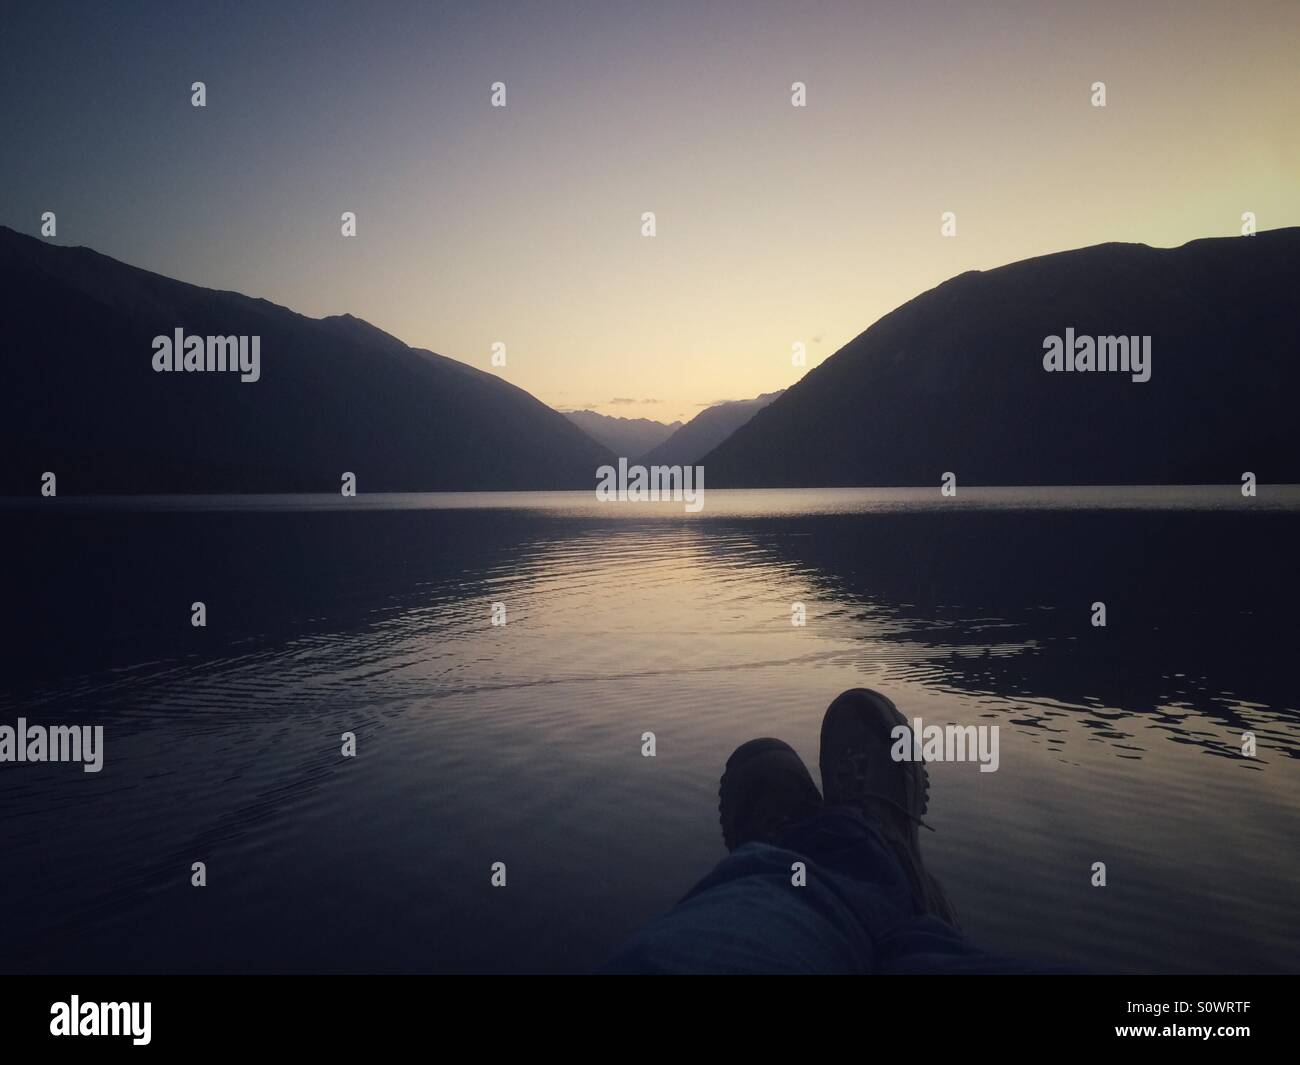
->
[708, 507, 1300, 762]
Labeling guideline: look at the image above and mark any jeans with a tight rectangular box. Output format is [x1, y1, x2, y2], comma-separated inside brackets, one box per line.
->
[602, 807, 1037, 974]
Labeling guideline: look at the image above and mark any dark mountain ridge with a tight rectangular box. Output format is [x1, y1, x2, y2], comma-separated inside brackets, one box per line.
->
[704, 230, 1300, 486]
[0, 227, 612, 493]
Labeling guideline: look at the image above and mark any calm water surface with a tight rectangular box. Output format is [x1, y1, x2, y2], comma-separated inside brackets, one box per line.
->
[2, 487, 1297, 972]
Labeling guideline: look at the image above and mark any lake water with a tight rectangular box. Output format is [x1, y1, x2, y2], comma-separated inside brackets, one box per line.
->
[2, 487, 1298, 973]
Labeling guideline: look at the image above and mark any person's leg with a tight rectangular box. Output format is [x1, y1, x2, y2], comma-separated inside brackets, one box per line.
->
[818, 687, 960, 927]
[602, 690, 1033, 974]
[603, 740, 890, 974]
[781, 805, 1028, 972]
[817, 690, 1063, 973]
[600, 832, 879, 974]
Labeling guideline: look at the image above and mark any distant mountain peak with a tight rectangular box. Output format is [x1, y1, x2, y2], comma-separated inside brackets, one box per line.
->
[640, 391, 784, 467]
[562, 409, 682, 460]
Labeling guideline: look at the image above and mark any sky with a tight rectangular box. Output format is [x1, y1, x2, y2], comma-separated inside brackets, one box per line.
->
[3, 0, 1297, 422]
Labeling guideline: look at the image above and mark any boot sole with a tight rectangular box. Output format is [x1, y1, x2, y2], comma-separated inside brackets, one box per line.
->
[718, 738, 819, 851]
[818, 688, 930, 829]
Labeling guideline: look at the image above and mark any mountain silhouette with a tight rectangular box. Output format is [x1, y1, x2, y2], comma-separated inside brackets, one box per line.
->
[562, 409, 681, 461]
[704, 231, 1300, 486]
[641, 391, 783, 467]
[0, 227, 612, 493]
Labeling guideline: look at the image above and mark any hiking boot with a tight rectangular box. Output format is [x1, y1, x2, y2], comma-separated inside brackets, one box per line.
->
[718, 737, 822, 851]
[818, 688, 960, 927]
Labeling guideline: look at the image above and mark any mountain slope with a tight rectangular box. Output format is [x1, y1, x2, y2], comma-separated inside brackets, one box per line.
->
[0, 227, 612, 492]
[704, 231, 1300, 486]
[641, 391, 783, 466]
[562, 409, 680, 460]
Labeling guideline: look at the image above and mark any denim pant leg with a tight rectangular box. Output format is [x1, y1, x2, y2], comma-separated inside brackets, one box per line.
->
[784, 809, 1020, 973]
[603, 807, 984, 974]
